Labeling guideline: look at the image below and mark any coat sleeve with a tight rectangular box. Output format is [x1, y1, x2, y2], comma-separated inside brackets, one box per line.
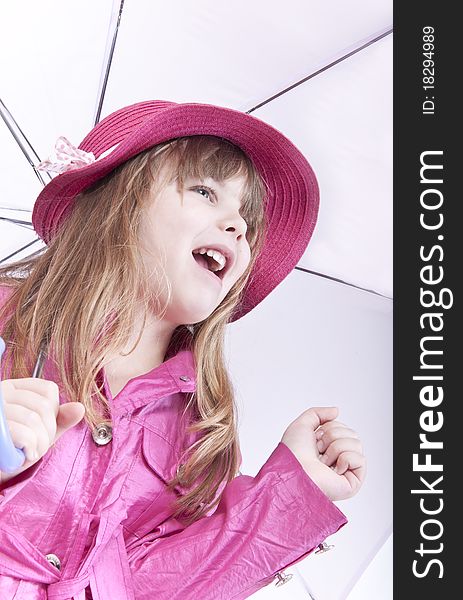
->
[126, 441, 348, 600]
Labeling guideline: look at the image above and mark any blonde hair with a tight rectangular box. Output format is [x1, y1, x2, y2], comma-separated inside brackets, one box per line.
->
[0, 135, 268, 524]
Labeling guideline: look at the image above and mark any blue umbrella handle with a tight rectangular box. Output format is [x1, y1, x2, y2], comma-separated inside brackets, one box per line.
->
[0, 336, 26, 473]
[0, 337, 47, 476]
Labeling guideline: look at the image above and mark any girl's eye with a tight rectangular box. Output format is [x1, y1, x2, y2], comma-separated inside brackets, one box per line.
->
[193, 186, 216, 203]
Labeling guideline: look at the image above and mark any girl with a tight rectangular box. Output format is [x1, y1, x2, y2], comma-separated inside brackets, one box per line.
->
[0, 100, 366, 599]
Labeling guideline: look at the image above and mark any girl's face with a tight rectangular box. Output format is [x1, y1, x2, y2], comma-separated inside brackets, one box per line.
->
[139, 168, 251, 325]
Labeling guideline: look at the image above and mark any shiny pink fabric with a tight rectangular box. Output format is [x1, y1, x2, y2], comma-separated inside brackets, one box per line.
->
[0, 286, 347, 599]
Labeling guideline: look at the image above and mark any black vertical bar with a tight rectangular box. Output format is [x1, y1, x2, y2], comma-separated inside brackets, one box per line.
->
[395, 3, 459, 598]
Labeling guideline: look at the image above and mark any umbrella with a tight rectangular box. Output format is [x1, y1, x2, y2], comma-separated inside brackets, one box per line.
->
[0, 1, 393, 598]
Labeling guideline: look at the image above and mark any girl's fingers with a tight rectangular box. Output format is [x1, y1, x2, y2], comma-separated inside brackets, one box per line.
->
[334, 451, 367, 490]
[315, 420, 356, 438]
[301, 407, 339, 431]
[316, 426, 361, 452]
[2, 416, 41, 462]
[3, 389, 57, 445]
[7, 379, 60, 411]
[319, 437, 363, 467]
[3, 403, 50, 459]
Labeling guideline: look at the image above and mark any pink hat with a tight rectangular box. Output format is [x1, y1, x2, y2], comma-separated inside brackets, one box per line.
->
[32, 100, 319, 322]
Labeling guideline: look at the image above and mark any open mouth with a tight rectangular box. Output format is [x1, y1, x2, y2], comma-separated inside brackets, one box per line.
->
[191, 252, 226, 281]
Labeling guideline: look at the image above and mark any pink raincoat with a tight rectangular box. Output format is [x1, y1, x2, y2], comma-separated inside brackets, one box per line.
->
[0, 285, 347, 599]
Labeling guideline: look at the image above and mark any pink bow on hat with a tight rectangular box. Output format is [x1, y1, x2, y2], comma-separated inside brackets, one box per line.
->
[36, 136, 96, 174]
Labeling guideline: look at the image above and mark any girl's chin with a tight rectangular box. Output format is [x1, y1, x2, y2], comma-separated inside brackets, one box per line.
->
[173, 298, 223, 324]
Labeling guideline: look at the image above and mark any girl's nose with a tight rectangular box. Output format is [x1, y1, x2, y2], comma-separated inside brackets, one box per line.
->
[218, 210, 248, 239]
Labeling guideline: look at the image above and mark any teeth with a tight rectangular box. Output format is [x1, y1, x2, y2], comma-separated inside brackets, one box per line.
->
[193, 247, 227, 271]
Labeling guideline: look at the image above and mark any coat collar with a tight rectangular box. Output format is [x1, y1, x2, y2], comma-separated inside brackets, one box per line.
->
[99, 347, 197, 418]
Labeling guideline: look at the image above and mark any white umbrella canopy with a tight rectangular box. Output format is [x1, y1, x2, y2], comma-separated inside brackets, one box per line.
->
[0, 2, 393, 599]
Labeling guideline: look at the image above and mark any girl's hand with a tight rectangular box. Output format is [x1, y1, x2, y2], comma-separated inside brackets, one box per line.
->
[0, 378, 86, 484]
[280, 406, 366, 501]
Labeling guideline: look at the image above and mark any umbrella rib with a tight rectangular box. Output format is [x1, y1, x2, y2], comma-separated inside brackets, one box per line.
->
[93, 0, 126, 126]
[0, 98, 51, 186]
[246, 27, 393, 114]
[0, 238, 41, 265]
[0, 206, 32, 213]
[0, 98, 40, 164]
[295, 265, 392, 300]
[0, 217, 33, 227]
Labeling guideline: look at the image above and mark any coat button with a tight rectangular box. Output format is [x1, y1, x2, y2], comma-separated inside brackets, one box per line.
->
[92, 423, 113, 446]
[315, 542, 335, 554]
[179, 375, 190, 382]
[46, 553, 61, 570]
[274, 570, 293, 586]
